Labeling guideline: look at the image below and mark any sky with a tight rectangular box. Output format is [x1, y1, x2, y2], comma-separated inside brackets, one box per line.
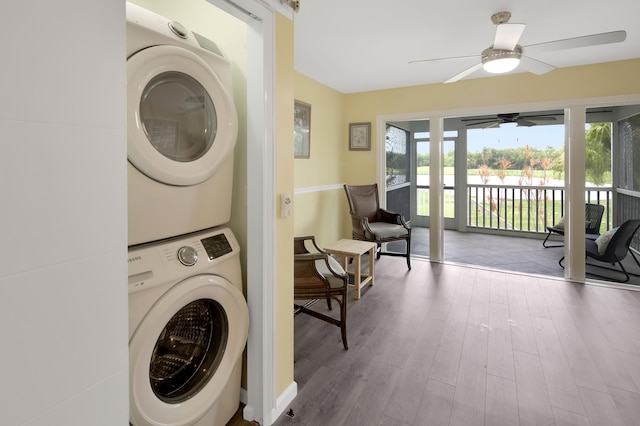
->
[415, 123, 567, 155]
[416, 124, 590, 154]
[467, 123, 565, 153]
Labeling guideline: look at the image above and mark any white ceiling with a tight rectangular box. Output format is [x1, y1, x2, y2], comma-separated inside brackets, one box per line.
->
[293, 0, 640, 94]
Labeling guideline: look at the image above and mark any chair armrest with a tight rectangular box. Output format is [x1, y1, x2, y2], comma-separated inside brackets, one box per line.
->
[349, 213, 375, 239]
[294, 253, 346, 290]
[378, 208, 410, 229]
[294, 235, 326, 255]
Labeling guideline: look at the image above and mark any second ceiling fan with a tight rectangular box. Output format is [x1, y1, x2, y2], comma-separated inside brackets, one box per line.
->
[410, 11, 626, 83]
[462, 112, 558, 128]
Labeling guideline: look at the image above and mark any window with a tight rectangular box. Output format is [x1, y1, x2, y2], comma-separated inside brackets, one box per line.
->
[619, 113, 640, 192]
[385, 124, 410, 186]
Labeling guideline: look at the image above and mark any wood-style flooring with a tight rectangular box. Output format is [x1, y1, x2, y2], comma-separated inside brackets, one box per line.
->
[272, 256, 640, 426]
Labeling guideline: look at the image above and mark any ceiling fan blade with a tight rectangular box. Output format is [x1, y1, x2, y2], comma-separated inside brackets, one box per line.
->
[524, 30, 626, 55]
[465, 120, 500, 127]
[444, 63, 483, 83]
[522, 115, 557, 121]
[516, 119, 537, 127]
[493, 23, 526, 50]
[520, 56, 556, 75]
[408, 54, 478, 65]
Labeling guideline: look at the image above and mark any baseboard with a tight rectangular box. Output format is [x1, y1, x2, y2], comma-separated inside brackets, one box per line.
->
[240, 387, 247, 405]
[271, 381, 297, 424]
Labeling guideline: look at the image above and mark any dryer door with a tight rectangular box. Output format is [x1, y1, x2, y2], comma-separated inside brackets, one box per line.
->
[127, 45, 238, 186]
[129, 275, 248, 426]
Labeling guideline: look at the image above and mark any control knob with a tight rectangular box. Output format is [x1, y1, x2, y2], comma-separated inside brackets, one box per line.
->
[177, 246, 198, 266]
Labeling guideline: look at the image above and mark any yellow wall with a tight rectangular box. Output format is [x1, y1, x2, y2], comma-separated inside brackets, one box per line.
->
[293, 74, 345, 188]
[293, 73, 350, 246]
[275, 13, 295, 397]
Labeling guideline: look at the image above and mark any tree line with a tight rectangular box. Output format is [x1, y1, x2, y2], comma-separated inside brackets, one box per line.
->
[416, 123, 612, 185]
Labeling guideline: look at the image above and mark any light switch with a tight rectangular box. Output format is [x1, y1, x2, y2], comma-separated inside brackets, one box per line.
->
[281, 193, 292, 218]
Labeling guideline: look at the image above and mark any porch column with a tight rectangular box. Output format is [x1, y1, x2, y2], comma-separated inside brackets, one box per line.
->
[429, 116, 444, 261]
[565, 106, 587, 281]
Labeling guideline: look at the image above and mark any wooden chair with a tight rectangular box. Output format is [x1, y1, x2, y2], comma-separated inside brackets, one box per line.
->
[543, 203, 605, 248]
[294, 236, 349, 349]
[343, 183, 411, 270]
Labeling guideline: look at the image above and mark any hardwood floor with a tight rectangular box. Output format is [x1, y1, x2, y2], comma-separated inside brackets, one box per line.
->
[273, 256, 640, 426]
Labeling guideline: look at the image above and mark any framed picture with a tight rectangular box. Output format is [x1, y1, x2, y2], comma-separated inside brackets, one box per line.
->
[349, 122, 371, 151]
[294, 100, 311, 158]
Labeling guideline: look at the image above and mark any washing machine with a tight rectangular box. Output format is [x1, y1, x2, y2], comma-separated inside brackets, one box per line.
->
[128, 227, 249, 426]
[126, 2, 239, 246]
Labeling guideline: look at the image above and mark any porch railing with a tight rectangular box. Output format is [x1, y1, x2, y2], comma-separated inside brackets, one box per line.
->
[416, 184, 613, 234]
[467, 184, 612, 233]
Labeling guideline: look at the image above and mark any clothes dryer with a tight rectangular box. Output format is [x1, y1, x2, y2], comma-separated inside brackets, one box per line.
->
[128, 227, 248, 426]
[126, 2, 239, 246]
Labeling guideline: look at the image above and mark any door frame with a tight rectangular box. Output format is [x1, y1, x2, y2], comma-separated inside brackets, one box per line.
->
[377, 94, 640, 275]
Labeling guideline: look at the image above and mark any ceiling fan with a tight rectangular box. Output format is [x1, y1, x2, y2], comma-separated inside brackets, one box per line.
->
[462, 112, 558, 128]
[409, 11, 626, 83]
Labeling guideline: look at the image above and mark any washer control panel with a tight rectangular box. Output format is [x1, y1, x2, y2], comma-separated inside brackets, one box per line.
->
[201, 232, 233, 260]
[128, 227, 239, 293]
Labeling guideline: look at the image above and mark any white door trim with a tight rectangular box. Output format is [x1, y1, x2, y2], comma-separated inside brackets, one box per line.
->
[208, 1, 278, 424]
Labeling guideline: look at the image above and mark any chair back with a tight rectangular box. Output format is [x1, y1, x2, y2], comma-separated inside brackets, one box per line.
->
[604, 219, 640, 260]
[585, 204, 605, 234]
[344, 184, 380, 223]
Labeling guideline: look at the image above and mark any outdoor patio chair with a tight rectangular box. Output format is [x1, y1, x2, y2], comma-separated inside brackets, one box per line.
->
[559, 219, 640, 283]
[543, 203, 605, 248]
[344, 183, 411, 270]
[294, 236, 349, 349]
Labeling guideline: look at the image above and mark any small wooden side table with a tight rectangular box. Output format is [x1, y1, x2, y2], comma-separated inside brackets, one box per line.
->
[324, 239, 377, 299]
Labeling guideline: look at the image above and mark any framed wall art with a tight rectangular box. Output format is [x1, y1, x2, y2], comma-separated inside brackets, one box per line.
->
[294, 100, 311, 158]
[349, 122, 371, 151]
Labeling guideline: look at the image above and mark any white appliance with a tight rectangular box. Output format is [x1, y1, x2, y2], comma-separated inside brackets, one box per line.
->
[128, 227, 249, 426]
[126, 2, 239, 246]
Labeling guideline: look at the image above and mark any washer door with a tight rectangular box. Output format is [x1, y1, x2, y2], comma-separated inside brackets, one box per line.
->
[129, 275, 248, 426]
[127, 45, 238, 186]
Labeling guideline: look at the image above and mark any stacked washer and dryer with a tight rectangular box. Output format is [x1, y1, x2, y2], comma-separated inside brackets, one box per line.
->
[126, 3, 248, 426]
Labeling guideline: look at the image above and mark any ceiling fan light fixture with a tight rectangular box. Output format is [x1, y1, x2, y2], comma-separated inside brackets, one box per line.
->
[481, 46, 522, 73]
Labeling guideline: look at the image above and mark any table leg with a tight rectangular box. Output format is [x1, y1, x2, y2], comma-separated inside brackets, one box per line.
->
[368, 246, 375, 287]
[354, 254, 362, 300]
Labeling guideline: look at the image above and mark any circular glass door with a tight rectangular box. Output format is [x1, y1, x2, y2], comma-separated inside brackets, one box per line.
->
[149, 299, 227, 403]
[140, 71, 218, 164]
[127, 45, 237, 186]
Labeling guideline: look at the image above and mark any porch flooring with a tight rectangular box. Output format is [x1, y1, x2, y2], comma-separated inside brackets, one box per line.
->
[395, 227, 640, 286]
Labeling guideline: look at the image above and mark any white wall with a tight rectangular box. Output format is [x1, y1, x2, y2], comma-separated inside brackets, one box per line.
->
[0, 1, 129, 424]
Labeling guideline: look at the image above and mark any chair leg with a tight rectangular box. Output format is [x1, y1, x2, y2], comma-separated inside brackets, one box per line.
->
[406, 236, 411, 270]
[337, 293, 348, 350]
[618, 260, 631, 283]
[630, 249, 640, 270]
[543, 230, 564, 248]
[585, 254, 635, 283]
[559, 256, 565, 269]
